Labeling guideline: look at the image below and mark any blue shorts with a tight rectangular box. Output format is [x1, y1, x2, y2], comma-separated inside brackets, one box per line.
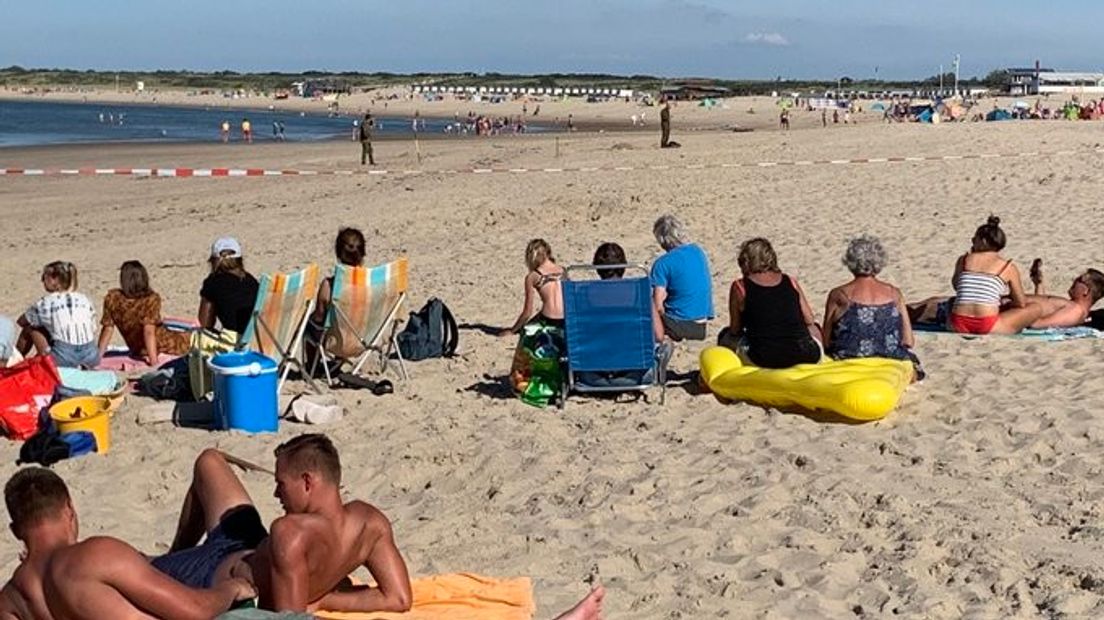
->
[50, 341, 99, 368]
[151, 506, 268, 588]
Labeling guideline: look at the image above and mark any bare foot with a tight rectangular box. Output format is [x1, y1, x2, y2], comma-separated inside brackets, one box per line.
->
[554, 585, 605, 620]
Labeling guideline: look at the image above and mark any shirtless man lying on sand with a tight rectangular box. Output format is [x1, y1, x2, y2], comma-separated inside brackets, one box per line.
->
[157, 434, 606, 619]
[908, 262, 1104, 331]
[0, 467, 254, 620]
[151, 433, 414, 613]
[1020, 260, 1104, 328]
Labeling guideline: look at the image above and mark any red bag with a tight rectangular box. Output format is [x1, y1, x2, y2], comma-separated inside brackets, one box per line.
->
[0, 357, 61, 441]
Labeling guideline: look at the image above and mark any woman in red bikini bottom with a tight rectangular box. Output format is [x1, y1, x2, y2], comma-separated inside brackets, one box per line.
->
[948, 215, 1042, 335]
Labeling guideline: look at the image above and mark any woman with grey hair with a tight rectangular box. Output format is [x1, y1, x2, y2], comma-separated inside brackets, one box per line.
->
[823, 235, 923, 378]
[650, 214, 713, 341]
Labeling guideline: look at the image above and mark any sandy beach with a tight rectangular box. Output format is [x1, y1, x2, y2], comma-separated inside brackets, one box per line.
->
[3, 105, 1104, 618]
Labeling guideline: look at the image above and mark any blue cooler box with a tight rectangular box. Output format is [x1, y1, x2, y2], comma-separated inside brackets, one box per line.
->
[208, 351, 279, 433]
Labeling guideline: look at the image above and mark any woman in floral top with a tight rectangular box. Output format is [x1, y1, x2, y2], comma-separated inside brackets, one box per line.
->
[823, 236, 924, 379]
[97, 261, 190, 366]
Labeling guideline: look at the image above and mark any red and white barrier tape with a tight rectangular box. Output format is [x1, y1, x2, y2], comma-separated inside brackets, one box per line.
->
[0, 148, 1095, 178]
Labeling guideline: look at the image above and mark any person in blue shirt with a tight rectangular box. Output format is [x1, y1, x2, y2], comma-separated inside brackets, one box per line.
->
[649, 214, 714, 341]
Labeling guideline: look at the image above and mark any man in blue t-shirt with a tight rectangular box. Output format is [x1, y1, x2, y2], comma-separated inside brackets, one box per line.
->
[650, 215, 714, 341]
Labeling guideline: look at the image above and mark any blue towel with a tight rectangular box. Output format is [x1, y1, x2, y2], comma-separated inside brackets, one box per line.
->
[57, 368, 120, 394]
[914, 323, 1103, 341]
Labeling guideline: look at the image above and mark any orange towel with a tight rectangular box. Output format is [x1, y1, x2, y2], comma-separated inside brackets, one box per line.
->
[317, 573, 534, 620]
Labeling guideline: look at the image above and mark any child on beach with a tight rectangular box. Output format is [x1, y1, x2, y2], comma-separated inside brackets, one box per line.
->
[16, 261, 100, 368]
[499, 239, 565, 336]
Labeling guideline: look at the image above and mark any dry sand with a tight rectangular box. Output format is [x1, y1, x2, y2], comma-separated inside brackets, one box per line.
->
[3, 105, 1104, 618]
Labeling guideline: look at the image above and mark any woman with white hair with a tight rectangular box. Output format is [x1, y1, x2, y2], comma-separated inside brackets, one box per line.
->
[823, 235, 922, 377]
[649, 214, 714, 341]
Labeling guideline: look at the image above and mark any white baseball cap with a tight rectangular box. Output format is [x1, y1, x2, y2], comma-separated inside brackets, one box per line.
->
[210, 237, 242, 259]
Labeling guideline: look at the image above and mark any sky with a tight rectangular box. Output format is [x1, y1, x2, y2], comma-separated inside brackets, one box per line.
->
[2, 1, 1101, 80]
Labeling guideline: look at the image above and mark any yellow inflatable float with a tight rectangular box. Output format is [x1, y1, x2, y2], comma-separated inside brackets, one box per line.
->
[699, 346, 913, 421]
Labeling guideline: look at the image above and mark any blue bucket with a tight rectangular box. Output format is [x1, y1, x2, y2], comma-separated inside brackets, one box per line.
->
[208, 351, 279, 433]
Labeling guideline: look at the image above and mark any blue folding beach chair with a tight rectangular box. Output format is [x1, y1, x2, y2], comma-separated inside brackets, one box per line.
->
[560, 264, 667, 408]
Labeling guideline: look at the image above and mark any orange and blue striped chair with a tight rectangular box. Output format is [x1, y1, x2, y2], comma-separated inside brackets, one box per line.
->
[310, 258, 409, 385]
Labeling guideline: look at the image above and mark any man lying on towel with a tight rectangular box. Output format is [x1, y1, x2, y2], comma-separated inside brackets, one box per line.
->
[150, 434, 413, 613]
[0, 468, 254, 620]
[1021, 261, 1104, 328]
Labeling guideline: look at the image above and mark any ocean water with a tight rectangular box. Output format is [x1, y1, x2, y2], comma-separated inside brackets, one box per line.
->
[0, 99, 531, 147]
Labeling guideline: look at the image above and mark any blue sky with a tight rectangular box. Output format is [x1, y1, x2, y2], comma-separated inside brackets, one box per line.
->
[2, 1, 1101, 79]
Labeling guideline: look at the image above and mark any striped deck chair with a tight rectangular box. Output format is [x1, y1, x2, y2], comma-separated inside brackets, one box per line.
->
[312, 257, 409, 385]
[239, 263, 320, 393]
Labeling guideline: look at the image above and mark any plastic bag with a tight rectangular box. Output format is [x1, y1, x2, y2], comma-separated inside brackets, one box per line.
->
[0, 357, 61, 440]
[509, 322, 565, 408]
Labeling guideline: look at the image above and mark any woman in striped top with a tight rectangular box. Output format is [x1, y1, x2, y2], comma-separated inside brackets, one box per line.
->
[948, 216, 1042, 335]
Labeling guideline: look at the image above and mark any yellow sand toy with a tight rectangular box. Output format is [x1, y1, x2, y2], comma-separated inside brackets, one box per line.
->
[699, 346, 913, 421]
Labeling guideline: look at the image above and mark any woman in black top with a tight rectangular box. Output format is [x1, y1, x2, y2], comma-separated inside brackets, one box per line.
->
[721, 238, 821, 368]
[198, 237, 260, 333]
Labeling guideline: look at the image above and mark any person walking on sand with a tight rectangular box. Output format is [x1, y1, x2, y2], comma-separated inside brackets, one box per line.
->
[359, 112, 376, 166]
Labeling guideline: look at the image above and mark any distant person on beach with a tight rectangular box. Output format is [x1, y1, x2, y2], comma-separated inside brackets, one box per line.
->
[779, 108, 790, 130]
[220, 120, 230, 142]
[660, 99, 672, 147]
[567, 114, 575, 132]
[822, 236, 923, 378]
[241, 118, 252, 143]
[0, 468, 254, 620]
[499, 239, 565, 336]
[359, 112, 375, 165]
[16, 261, 99, 368]
[97, 260, 191, 366]
[821, 109, 827, 127]
[650, 215, 712, 341]
[719, 238, 821, 368]
[198, 237, 260, 334]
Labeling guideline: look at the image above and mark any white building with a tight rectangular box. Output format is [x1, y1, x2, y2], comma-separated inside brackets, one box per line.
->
[1004, 67, 1104, 95]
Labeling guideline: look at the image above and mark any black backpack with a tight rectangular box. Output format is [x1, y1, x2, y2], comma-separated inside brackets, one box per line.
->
[397, 298, 458, 362]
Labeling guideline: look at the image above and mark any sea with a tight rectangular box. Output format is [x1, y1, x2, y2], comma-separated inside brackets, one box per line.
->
[0, 99, 529, 148]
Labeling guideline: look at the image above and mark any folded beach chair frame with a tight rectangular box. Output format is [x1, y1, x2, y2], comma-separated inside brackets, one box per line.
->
[559, 263, 667, 409]
[243, 298, 317, 393]
[307, 259, 410, 387]
[238, 264, 321, 394]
